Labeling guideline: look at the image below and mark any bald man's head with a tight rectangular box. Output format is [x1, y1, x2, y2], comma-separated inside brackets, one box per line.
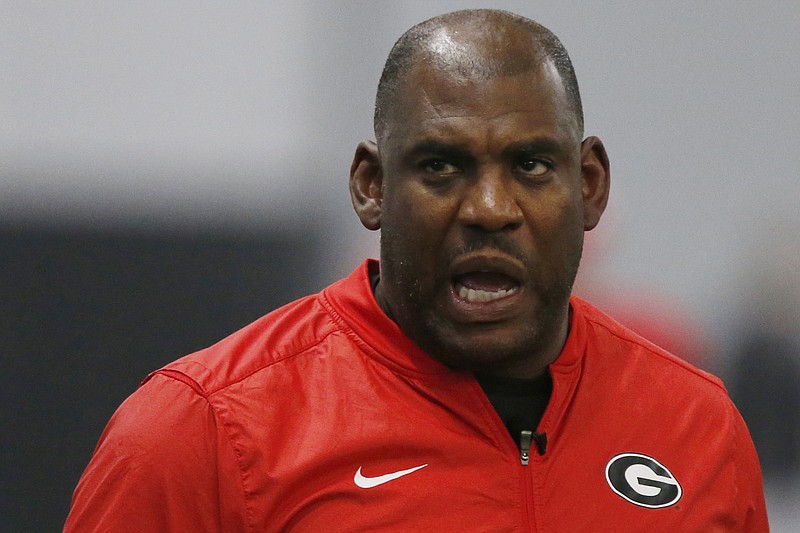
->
[374, 9, 583, 142]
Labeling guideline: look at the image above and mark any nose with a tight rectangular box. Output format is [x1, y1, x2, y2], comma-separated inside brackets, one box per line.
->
[457, 168, 523, 232]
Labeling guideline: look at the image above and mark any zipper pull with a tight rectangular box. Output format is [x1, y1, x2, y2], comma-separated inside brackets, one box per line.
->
[532, 431, 547, 456]
[520, 430, 532, 466]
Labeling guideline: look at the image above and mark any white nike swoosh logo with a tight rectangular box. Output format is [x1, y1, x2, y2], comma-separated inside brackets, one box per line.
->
[354, 464, 428, 489]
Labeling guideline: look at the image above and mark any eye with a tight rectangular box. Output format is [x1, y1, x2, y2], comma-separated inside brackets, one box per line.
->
[517, 159, 551, 177]
[421, 159, 460, 175]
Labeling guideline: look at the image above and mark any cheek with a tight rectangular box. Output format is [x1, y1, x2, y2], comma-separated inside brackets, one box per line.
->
[523, 190, 585, 255]
[524, 183, 575, 221]
[382, 186, 454, 246]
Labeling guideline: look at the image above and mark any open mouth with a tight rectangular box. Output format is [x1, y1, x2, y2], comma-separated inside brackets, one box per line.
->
[448, 252, 527, 316]
[454, 272, 520, 303]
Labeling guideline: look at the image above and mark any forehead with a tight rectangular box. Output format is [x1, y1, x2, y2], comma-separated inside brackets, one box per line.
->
[382, 58, 579, 149]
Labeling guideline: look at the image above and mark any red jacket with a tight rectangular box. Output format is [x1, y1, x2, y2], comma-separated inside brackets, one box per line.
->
[66, 260, 768, 532]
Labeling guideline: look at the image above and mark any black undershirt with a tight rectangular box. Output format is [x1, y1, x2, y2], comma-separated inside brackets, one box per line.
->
[370, 272, 552, 450]
[476, 371, 552, 450]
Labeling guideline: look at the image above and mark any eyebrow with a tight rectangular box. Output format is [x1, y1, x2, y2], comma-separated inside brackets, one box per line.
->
[406, 137, 571, 159]
[405, 139, 473, 160]
[502, 138, 570, 157]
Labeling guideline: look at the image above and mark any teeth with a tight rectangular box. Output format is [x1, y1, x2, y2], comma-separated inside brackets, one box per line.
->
[457, 285, 518, 303]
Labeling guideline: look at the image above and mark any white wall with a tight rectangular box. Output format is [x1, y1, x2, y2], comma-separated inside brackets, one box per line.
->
[4, 1, 798, 320]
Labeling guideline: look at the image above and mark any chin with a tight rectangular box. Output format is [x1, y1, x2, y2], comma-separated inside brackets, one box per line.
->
[412, 296, 572, 375]
[423, 326, 544, 373]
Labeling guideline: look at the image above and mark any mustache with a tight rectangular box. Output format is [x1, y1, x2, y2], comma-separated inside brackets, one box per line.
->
[446, 232, 531, 267]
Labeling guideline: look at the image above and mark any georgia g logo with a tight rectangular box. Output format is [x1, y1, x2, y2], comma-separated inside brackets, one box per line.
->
[605, 453, 682, 508]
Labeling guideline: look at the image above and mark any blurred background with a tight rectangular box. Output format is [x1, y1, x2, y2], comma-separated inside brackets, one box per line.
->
[2, 1, 797, 530]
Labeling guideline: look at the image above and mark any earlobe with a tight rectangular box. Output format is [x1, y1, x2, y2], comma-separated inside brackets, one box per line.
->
[350, 141, 384, 231]
[579, 136, 611, 231]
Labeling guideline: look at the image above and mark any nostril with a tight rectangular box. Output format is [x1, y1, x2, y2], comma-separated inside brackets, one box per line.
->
[458, 191, 524, 231]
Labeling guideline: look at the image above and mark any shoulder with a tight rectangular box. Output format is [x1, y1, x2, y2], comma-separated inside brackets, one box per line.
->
[67, 291, 344, 529]
[572, 296, 728, 400]
[65, 372, 248, 531]
[150, 289, 340, 396]
[574, 298, 763, 481]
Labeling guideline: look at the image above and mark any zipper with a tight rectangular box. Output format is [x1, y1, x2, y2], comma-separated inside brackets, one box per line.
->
[519, 430, 548, 530]
[519, 430, 536, 532]
[519, 430, 548, 465]
[519, 430, 532, 465]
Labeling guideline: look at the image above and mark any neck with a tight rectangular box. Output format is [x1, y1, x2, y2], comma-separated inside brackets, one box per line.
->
[481, 310, 569, 380]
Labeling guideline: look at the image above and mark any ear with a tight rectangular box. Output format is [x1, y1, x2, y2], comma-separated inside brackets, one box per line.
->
[579, 136, 611, 231]
[349, 140, 384, 230]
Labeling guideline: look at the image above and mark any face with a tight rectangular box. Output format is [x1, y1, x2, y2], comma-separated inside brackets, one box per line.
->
[351, 55, 609, 378]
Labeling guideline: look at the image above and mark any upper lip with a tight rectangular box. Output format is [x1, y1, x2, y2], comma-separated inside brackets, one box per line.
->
[449, 252, 527, 284]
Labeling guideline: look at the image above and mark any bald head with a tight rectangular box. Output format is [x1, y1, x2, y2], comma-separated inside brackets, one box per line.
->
[374, 9, 583, 142]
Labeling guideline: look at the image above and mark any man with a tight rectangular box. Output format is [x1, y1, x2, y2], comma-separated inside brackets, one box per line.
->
[65, 9, 768, 531]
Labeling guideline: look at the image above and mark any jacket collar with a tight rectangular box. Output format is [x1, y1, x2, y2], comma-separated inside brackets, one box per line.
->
[323, 259, 587, 377]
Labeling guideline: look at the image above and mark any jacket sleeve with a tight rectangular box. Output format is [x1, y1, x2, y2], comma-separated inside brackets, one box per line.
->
[64, 372, 247, 532]
[730, 401, 770, 532]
